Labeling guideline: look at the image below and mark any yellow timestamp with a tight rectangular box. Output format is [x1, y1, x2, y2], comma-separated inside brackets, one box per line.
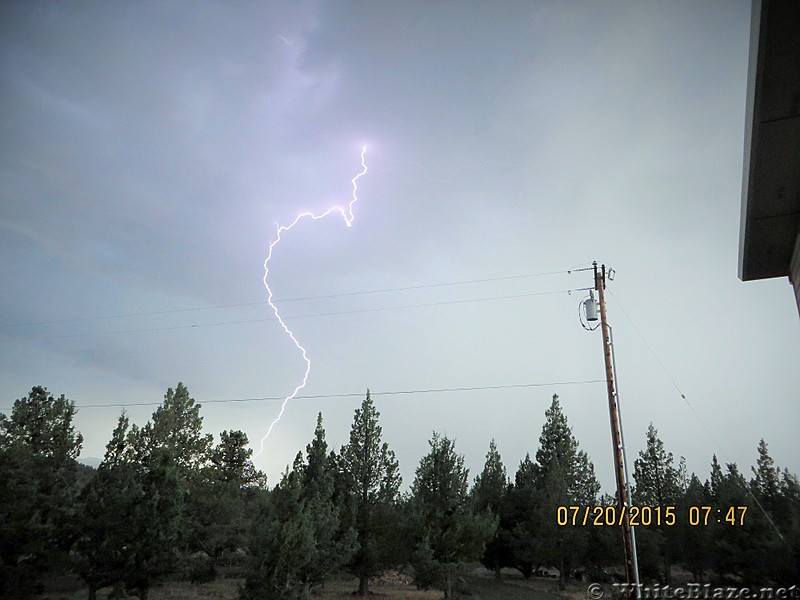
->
[688, 505, 748, 526]
[556, 505, 748, 527]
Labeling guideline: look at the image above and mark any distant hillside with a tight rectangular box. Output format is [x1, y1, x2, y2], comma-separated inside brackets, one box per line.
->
[78, 456, 102, 469]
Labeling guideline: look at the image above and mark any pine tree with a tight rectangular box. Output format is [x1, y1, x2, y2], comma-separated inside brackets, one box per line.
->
[340, 390, 401, 596]
[147, 382, 212, 474]
[0, 386, 83, 467]
[676, 474, 712, 583]
[90, 385, 208, 596]
[73, 413, 144, 599]
[534, 394, 599, 589]
[299, 413, 356, 589]
[750, 438, 780, 515]
[241, 468, 317, 600]
[73, 411, 183, 600]
[745, 441, 798, 585]
[127, 434, 184, 599]
[707, 454, 723, 501]
[535, 455, 584, 589]
[583, 494, 624, 582]
[515, 453, 536, 489]
[505, 454, 539, 579]
[243, 414, 358, 600]
[473, 440, 512, 579]
[501, 397, 599, 585]
[534, 395, 600, 504]
[411, 433, 497, 598]
[473, 439, 508, 514]
[191, 430, 265, 571]
[710, 463, 756, 583]
[633, 424, 682, 506]
[775, 469, 800, 583]
[135, 383, 214, 571]
[707, 459, 790, 585]
[0, 387, 84, 597]
[211, 430, 264, 488]
[632, 423, 682, 583]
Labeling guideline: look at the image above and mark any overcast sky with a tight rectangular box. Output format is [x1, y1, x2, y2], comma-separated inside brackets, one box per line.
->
[1, 0, 797, 493]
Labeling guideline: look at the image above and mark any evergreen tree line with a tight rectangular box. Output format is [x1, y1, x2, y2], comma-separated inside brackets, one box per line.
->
[1, 385, 797, 600]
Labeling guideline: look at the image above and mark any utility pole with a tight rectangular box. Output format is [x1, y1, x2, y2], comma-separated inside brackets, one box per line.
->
[593, 261, 639, 592]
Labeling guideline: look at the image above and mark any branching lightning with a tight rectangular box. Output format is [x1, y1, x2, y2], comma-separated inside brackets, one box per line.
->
[255, 146, 368, 457]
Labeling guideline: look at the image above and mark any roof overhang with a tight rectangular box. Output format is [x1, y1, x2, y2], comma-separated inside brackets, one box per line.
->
[738, 0, 800, 282]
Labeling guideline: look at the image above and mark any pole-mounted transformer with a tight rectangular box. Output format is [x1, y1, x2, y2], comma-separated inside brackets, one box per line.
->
[584, 289, 599, 322]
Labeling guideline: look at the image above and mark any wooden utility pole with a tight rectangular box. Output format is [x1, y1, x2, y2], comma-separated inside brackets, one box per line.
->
[594, 261, 638, 591]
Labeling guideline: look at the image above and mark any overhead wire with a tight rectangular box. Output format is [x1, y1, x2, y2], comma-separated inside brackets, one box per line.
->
[607, 286, 787, 544]
[1, 287, 581, 343]
[3, 261, 788, 546]
[2, 268, 572, 329]
[0, 379, 606, 411]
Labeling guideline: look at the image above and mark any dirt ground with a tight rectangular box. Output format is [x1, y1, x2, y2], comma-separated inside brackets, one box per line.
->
[42, 577, 436, 600]
[463, 567, 581, 600]
[42, 567, 579, 600]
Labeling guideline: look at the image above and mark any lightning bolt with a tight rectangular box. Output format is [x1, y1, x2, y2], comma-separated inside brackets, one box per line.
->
[255, 146, 368, 458]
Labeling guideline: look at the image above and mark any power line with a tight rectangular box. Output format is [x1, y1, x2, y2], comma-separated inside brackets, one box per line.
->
[1, 288, 579, 343]
[0, 379, 605, 411]
[3, 268, 572, 329]
[607, 287, 787, 545]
